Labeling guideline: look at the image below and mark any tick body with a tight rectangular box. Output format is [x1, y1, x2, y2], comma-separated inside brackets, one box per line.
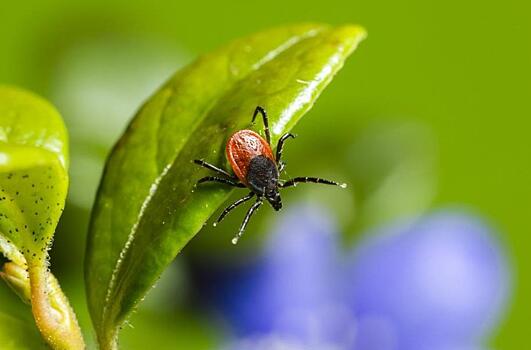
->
[226, 129, 276, 186]
[194, 106, 346, 244]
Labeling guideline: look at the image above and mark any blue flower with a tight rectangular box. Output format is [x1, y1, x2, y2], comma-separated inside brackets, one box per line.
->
[347, 211, 511, 350]
[206, 204, 510, 350]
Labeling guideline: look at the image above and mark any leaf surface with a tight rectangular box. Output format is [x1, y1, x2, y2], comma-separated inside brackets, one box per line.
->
[85, 24, 366, 349]
[0, 85, 68, 272]
[0, 86, 84, 349]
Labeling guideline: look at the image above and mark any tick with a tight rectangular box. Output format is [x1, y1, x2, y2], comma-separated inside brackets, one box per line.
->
[194, 106, 346, 244]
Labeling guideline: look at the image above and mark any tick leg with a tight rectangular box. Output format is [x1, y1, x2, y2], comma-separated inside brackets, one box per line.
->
[281, 177, 347, 188]
[276, 132, 296, 165]
[278, 161, 286, 173]
[215, 192, 255, 226]
[197, 176, 246, 188]
[252, 106, 271, 145]
[194, 159, 235, 178]
[232, 198, 263, 245]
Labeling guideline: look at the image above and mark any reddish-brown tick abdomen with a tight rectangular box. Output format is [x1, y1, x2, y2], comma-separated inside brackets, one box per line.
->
[226, 129, 275, 184]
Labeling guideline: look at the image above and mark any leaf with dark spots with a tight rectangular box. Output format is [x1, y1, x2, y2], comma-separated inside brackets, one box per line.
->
[0, 86, 84, 349]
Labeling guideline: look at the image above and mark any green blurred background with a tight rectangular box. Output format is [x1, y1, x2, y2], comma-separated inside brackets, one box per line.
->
[0, 0, 529, 348]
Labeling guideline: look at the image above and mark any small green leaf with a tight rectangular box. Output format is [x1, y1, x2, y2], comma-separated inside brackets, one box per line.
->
[0, 262, 32, 304]
[0, 85, 68, 268]
[85, 24, 366, 349]
[0, 145, 67, 267]
[0, 86, 84, 349]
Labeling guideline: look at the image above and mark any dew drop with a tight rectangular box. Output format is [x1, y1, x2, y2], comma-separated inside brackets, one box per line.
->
[340, 183, 348, 189]
[231, 237, 239, 245]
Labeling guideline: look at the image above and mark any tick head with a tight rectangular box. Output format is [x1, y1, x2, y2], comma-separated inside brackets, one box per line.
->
[266, 188, 282, 211]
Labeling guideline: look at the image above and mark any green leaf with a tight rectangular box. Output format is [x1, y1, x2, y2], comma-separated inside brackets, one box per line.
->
[85, 23, 366, 349]
[1, 261, 32, 304]
[0, 85, 68, 268]
[0, 85, 84, 349]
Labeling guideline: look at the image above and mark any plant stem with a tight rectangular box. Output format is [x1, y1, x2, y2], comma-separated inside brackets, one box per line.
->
[99, 328, 118, 350]
[28, 263, 85, 350]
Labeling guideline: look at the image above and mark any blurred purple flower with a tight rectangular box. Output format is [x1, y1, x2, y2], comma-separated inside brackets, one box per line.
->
[348, 212, 511, 350]
[203, 205, 510, 350]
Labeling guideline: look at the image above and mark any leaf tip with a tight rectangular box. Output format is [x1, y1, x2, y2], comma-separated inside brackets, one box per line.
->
[333, 24, 368, 55]
[340, 24, 368, 40]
